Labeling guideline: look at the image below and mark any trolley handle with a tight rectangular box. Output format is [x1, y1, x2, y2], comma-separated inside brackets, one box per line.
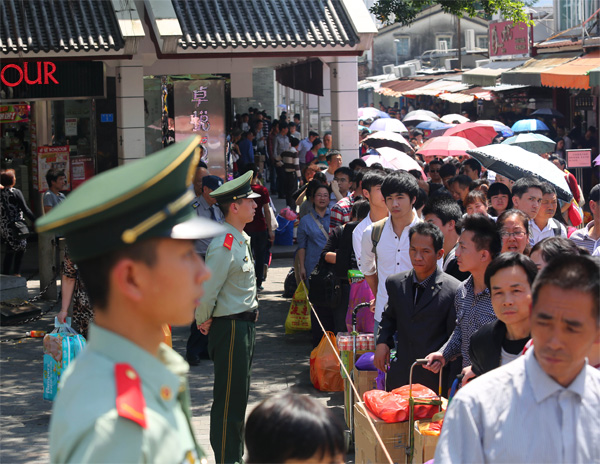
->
[351, 302, 372, 326]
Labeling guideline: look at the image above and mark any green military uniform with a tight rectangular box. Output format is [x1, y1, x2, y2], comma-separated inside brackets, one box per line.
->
[37, 136, 224, 464]
[195, 171, 260, 464]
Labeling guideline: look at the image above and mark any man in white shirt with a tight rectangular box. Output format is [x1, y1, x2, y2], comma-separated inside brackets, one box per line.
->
[360, 171, 422, 337]
[435, 255, 600, 463]
[530, 182, 566, 246]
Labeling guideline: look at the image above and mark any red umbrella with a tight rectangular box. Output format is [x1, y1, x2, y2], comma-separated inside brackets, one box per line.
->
[442, 122, 498, 147]
[417, 136, 476, 159]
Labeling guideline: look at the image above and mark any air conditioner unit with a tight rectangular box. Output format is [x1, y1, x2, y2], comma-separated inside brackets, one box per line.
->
[465, 29, 475, 51]
[445, 59, 459, 70]
[382, 64, 395, 75]
[476, 59, 491, 68]
[393, 64, 416, 78]
[404, 59, 422, 71]
[438, 41, 448, 52]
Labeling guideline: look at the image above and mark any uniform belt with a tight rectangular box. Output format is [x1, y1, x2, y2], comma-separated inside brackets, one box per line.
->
[216, 310, 257, 322]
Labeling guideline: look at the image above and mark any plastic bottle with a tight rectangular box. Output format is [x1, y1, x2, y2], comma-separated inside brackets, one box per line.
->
[26, 330, 46, 338]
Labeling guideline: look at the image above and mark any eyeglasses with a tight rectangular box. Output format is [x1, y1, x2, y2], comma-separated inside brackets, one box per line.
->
[500, 230, 526, 239]
[333, 177, 348, 182]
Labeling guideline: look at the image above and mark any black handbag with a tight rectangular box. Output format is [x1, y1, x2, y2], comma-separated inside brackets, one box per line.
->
[308, 260, 340, 309]
[11, 220, 30, 239]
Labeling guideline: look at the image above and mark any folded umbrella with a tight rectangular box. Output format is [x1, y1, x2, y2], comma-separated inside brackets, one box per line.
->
[467, 144, 572, 201]
[441, 114, 469, 124]
[416, 121, 453, 131]
[402, 109, 440, 125]
[363, 130, 414, 154]
[417, 136, 476, 158]
[369, 118, 409, 134]
[530, 108, 565, 119]
[358, 107, 390, 120]
[502, 133, 556, 155]
[442, 122, 498, 147]
[511, 119, 549, 133]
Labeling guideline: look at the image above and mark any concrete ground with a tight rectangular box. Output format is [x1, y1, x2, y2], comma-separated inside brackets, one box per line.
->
[0, 258, 348, 464]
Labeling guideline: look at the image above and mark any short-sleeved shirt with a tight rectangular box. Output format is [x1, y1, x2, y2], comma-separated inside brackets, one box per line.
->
[245, 184, 269, 233]
[529, 218, 567, 246]
[570, 221, 599, 254]
[352, 214, 373, 268]
[43, 190, 66, 208]
[329, 194, 354, 233]
[192, 195, 224, 256]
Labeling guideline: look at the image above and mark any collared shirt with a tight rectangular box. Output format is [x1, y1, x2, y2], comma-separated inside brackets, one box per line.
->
[238, 137, 254, 166]
[352, 214, 373, 269]
[441, 275, 496, 367]
[570, 220, 599, 254]
[50, 324, 204, 463]
[192, 194, 224, 256]
[196, 222, 258, 323]
[297, 207, 331, 278]
[273, 134, 290, 162]
[412, 272, 435, 304]
[297, 137, 312, 164]
[329, 193, 354, 234]
[435, 348, 600, 463]
[360, 212, 422, 322]
[529, 218, 566, 246]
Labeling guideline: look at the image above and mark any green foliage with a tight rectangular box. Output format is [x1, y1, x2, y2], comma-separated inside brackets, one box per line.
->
[370, 0, 533, 27]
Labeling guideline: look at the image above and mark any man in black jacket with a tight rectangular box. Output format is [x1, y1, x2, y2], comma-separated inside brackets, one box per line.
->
[374, 222, 460, 392]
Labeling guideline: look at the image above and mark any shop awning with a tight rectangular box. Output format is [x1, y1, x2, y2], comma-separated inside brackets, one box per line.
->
[540, 51, 600, 90]
[407, 79, 470, 96]
[501, 53, 580, 86]
[589, 66, 600, 87]
[376, 77, 437, 97]
[462, 60, 527, 87]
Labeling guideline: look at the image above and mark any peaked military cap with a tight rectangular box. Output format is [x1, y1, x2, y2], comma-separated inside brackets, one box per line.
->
[209, 170, 260, 204]
[36, 136, 225, 262]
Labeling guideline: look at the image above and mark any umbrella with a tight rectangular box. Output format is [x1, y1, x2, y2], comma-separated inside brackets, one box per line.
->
[441, 114, 469, 124]
[477, 120, 514, 137]
[594, 154, 600, 167]
[466, 145, 572, 201]
[402, 109, 440, 125]
[530, 108, 565, 119]
[369, 118, 408, 133]
[363, 147, 423, 173]
[358, 107, 390, 120]
[442, 122, 498, 147]
[417, 136, 477, 158]
[502, 133, 556, 155]
[358, 125, 372, 133]
[363, 130, 414, 154]
[416, 121, 453, 131]
[511, 119, 549, 133]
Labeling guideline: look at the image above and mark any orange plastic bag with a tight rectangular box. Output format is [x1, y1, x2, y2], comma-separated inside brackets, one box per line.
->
[363, 384, 439, 423]
[309, 332, 344, 392]
[419, 419, 443, 436]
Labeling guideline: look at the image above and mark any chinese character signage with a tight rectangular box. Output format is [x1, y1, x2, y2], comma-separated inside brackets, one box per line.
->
[70, 156, 95, 190]
[566, 149, 592, 169]
[489, 20, 529, 57]
[34, 145, 70, 192]
[0, 104, 29, 123]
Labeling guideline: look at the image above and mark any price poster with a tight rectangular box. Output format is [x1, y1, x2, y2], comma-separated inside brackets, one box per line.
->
[70, 156, 95, 190]
[35, 145, 70, 192]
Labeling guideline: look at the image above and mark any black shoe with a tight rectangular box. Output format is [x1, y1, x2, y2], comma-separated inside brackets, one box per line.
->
[186, 354, 200, 366]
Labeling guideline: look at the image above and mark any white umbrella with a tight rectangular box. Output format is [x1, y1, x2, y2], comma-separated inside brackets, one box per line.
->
[358, 107, 390, 120]
[363, 147, 423, 174]
[441, 114, 469, 124]
[402, 109, 440, 124]
[466, 144, 572, 201]
[362, 130, 414, 154]
[369, 118, 408, 133]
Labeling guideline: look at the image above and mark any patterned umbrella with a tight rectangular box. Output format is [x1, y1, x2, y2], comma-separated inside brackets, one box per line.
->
[369, 118, 408, 133]
[502, 133, 556, 155]
[363, 147, 423, 174]
[363, 130, 414, 154]
[511, 119, 549, 133]
[402, 110, 440, 125]
[417, 136, 477, 158]
[416, 121, 453, 131]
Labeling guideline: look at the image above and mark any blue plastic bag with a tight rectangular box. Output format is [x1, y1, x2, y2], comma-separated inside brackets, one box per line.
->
[43, 318, 86, 401]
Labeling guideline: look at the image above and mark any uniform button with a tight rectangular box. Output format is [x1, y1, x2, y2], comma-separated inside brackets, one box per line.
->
[126, 369, 137, 380]
[160, 386, 172, 401]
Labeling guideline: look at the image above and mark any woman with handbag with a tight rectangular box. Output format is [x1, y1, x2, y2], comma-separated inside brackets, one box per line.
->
[0, 169, 35, 276]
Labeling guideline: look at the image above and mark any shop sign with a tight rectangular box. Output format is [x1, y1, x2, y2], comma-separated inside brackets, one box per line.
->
[489, 20, 529, 57]
[34, 145, 70, 192]
[70, 156, 95, 190]
[566, 149, 592, 169]
[0, 104, 29, 123]
[0, 61, 105, 102]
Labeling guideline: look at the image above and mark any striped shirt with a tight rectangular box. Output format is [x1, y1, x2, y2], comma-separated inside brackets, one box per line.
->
[569, 220, 599, 254]
[441, 275, 496, 367]
[435, 347, 600, 463]
[329, 194, 354, 234]
[282, 149, 301, 178]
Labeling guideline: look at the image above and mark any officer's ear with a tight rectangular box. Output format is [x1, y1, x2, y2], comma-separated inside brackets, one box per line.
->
[111, 258, 147, 303]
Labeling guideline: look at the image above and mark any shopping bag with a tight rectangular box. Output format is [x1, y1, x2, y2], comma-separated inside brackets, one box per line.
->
[363, 384, 439, 423]
[309, 331, 344, 392]
[345, 279, 375, 333]
[43, 318, 86, 401]
[285, 281, 311, 334]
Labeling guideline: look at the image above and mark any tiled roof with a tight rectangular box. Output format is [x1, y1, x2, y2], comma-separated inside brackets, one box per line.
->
[0, 0, 124, 54]
[172, 0, 359, 50]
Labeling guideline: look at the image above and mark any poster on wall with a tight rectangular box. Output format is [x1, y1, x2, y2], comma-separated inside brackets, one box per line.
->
[65, 118, 78, 136]
[173, 79, 226, 181]
[70, 156, 95, 190]
[0, 104, 29, 123]
[35, 145, 70, 192]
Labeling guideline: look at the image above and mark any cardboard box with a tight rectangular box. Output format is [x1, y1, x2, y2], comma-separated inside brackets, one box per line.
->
[343, 369, 378, 427]
[354, 402, 409, 464]
[413, 420, 441, 464]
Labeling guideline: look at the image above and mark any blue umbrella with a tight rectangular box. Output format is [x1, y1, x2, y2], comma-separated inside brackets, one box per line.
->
[511, 119, 549, 133]
[416, 121, 453, 131]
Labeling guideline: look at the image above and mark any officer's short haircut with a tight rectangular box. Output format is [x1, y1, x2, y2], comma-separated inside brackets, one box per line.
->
[461, 214, 502, 257]
[422, 197, 463, 234]
[512, 176, 543, 199]
[334, 166, 353, 181]
[326, 150, 342, 162]
[46, 168, 66, 187]
[484, 252, 538, 290]
[463, 158, 482, 175]
[361, 170, 386, 193]
[531, 255, 599, 323]
[409, 222, 444, 253]
[381, 170, 420, 200]
[449, 174, 472, 189]
[77, 240, 159, 310]
[539, 181, 556, 196]
[439, 163, 457, 179]
[217, 198, 244, 218]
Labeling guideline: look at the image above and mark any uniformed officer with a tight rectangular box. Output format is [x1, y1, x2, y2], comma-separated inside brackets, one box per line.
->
[195, 170, 260, 464]
[36, 136, 224, 463]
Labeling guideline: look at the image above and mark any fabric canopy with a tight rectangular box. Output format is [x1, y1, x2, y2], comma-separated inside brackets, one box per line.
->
[540, 51, 600, 90]
[589, 66, 600, 87]
[501, 53, 580, 87]
[276, 60, 323, 96]
[462, 60, 527, 87]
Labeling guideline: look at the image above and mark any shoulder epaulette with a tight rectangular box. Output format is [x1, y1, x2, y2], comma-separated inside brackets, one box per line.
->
[223, 233, 234, 250]
[115, 363, 147, 428]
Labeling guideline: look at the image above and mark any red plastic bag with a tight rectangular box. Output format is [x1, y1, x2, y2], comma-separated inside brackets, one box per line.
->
[310, 332, 344, 392]
[363, 384, 439, 423]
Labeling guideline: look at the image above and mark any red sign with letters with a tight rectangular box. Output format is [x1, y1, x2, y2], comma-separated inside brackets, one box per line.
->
[489, 20, 529, 57]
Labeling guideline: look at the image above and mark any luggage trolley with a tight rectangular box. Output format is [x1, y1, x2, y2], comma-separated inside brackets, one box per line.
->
[406, 359, 444, 464]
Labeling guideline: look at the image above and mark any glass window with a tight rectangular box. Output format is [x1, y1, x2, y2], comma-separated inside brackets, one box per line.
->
[436, 36, 452, 51]
[395, 37, 410, 57]
[477, 36, 489, 50]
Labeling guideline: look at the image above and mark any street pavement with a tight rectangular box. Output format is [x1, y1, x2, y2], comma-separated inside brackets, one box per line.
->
[0, 258, 347, 464]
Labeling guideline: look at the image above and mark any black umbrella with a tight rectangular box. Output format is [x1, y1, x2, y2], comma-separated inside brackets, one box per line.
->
[530, 108, 565, 119]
